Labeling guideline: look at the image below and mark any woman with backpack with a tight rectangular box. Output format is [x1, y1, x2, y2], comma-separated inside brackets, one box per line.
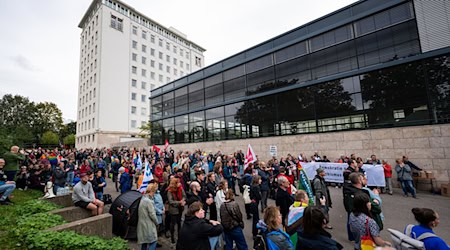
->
[220, 189, 248, 250]
[255, 206, 294, 250]
[406, 207, 449, 250]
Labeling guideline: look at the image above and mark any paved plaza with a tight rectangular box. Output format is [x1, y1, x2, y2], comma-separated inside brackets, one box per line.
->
[104, 178, 450, 249]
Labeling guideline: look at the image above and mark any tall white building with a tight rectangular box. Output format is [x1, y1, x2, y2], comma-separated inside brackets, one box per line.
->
[76, 0, 205, 148]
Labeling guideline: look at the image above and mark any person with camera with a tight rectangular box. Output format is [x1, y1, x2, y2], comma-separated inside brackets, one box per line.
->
[220, 189, 248, 250]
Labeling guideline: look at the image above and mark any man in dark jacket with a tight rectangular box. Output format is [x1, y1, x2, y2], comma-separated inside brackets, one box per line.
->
[177, 201, 223, 250]
[275, 176, 294, 227]
[313, 167, 332, 229]
[258, 163, 270, 212]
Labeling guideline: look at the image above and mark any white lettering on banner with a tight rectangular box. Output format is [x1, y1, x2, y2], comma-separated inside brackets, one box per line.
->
[361, 164, 385, 187]
[269, 145, 277, 157]
[301, 163, 347, 183]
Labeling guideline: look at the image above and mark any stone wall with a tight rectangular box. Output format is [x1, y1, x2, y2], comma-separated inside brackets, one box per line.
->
[168, 124, 450, 186]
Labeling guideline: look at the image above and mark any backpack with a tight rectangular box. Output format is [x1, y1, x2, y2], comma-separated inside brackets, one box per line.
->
[266, 230, 294, 250]
[253, 231, 267, 250]
[388, 225, 436, 250]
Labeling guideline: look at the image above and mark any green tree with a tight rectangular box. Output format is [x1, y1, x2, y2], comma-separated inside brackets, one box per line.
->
[34, 102, 64, 138]
[63, 134, 76, 146]
[138, 121, 152, 138]
[41, 131, 59, 145]
[59, 121, 77, 140]
[0, 94, 37, 133]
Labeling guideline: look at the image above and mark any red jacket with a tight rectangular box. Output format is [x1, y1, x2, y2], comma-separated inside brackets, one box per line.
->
[383, 164, 392, 178]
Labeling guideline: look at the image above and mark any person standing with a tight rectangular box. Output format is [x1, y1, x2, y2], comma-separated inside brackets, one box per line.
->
[3, 146, 25, 181]
[275, 176, 294, 227]
[406, 208, 450, 249]
[119, 167, 131, 193]
[313, 168, 332, 229]
[137, 182, 159, 250]
[250, 175, 262, 238]
[258, 162, 270, 212]
[220, 189, 248, 250]
[111, 158, 121, 192]
[223, 159, 238, 196]
[93, 169, 106, 200]
[382, 160, 393, 195]
[395, 159, 416, 198]
[167, 178, 186, 244]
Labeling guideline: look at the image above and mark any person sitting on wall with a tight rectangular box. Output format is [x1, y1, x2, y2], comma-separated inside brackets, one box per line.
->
[72, 172, 104, 216]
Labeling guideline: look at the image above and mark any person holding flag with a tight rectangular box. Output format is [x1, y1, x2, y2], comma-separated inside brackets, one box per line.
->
[139, 159, 154, 194]
[296, 162, 314, 206]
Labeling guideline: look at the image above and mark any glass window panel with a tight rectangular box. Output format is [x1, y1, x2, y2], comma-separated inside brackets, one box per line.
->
[274, 42, 307, 63]
[205, 106, 224, 119]
[175, 115, 188, 125]
[189, 111, 205, 122]
[246, 55, 273, 74]
[223, 65, 245, 81]
[204, 74, 223, 88]
[174, 86, 187, 96]
[225, 102, 244, 117]
[389, 2, 413, 24]
[188, 81, 204, 93]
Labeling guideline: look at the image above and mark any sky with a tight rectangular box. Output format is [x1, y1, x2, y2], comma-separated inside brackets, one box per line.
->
[0, 0, 357, 121]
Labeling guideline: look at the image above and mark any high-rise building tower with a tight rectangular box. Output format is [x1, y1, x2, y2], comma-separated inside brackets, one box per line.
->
[76, 0, 205, 148]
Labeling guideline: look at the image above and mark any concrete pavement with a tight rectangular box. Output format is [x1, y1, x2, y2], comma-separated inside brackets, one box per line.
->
[104, 177, 450, 249]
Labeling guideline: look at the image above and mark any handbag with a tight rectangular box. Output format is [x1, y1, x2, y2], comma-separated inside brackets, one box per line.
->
[361, 218, 375, 250]
[103, 194, 113, 204]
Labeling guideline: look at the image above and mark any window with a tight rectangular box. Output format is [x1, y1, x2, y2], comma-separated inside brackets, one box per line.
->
[173, 58, 177, 65]
[166, 55, 170, 62]
[131, 92, 137, 100]
[166, 42, 170, 50]
[141, 107, 147, 115]
[131, 120, 137, 128]
[141, 94, 147, 102]
[174, 68, 178, 76]
[180, 49, 184, 56]
[132, 53, 137, 61]
[132, 66, 137, 74]
[141, 81, 146, 89]
[158, 39, 163, 47]
[93, 88, 96, 98]
[159, 74, 163, 82]
[142, 45, 147, 53]
[151, 35, 155, 43]
[173, 46, 177, 53]
[195, 56, 202, 67]
[150, 60, 155, 67]
[110, 15, 123, 31]
[159, 63, 163, 70]
[186, 63, 190, 70]
[151, 72, 155, 79]
[132, 79, 137, 87]
[186, 52, 189, 59]
[142, 56, 147, 65]
[150, 48, 155, 56]
[142, 69, 146, 77]
[166, 66, 171, 73]
[142, 31, 147, 39]
[132, 40, 137, 49]
[131, 106, 137, 114]
[132, 26, 137, 35]
[93, 103, 95, 112]
[180, 61, 184, 68]
[159, 52, 163, 59]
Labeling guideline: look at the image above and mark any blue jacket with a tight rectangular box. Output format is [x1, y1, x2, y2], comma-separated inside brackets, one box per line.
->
[154, 190, 164, 225]
[119, 172, 131, 193]
[223, 166, 233, 180]
[258, 169, 270, 191]
[408, 224, 449, 250]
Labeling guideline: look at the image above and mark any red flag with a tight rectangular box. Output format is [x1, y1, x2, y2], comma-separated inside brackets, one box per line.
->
[244, 144, 256, 167]
[152, 145, 161, 153]
[164, 139, 169, 149]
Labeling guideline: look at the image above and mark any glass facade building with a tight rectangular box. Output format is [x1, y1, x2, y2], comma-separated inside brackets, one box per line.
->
[150, 0, 450, 145]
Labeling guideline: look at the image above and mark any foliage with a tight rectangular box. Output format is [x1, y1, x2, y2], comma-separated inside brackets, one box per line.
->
[138, 121, 152, 138]
[0, 94, 64, 146]
[11, 213, 65, 240]
[25, 231, 129, 250]
[59, 121, 76, 141]
[15, 199, 61, 216]
[40, 131, 59, 145]
[63, 134, 76, 146]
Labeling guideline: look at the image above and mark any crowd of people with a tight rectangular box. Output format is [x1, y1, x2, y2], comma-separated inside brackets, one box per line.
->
[0, 145, 448, 250]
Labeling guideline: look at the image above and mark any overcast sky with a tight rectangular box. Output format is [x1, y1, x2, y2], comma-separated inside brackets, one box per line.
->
[0, 0, 357, 121]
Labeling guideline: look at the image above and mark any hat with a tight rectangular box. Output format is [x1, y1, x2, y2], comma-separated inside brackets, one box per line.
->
[316, 167, 325, 174]
[80, 173, 87, 177]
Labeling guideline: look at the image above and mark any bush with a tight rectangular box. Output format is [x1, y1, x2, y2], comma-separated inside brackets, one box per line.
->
[16, 199, 61, 216]
[25, 231, 129, 250]
[11, 213, 65, 240]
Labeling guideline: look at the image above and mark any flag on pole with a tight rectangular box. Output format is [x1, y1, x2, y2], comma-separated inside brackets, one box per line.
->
[152, 145, 161, 153]
[296, 162, 315, 206]
[136, 153, 143, 171]
[139, 159, 153, 193]
[132, 151, 138, 167]
[244, 144, 256, 167]
[164, 139, 170, 150]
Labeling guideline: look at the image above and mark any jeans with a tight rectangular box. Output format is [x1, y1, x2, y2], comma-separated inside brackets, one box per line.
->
[53, 183, 65, 195]
[401, 180, 416, 197]
[260, 190, 268, 211]
[96, 192, 103, 201]
[251, 202, 260, 237]
[347, 212, 354, 241]
[384, 177, 393, 194]
[170, 214, 182, 242]
[0, 183, 16, 201]
[238, 164, 244, 176]
[209, 235, 220, 249]
[224, 227, 248, 250]
[66, 171, 74, 186]
[141, 241, 156, 250]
